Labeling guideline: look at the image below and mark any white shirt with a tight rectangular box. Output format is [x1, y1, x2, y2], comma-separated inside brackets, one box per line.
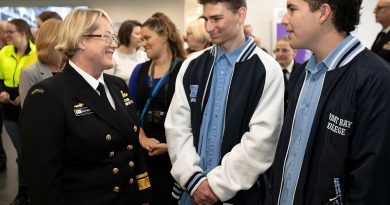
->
[282, 60, 295, 81]
[70, 60, 116, 110]
[104, 49, 148, 85]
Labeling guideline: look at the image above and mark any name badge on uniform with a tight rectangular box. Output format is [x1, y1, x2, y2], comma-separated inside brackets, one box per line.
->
[190, 85, 198, 102]
[73, 103, 93, 116]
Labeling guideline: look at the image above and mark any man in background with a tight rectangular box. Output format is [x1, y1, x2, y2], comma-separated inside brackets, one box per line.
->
[372, 0, 390, 63]
[244, 24, 268, 52]
[274, 36, 302, 111]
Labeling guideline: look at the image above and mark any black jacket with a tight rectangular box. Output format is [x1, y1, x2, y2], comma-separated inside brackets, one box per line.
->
[21, 64, 152, 205]
[269, 49, 390, 205]
[371, 30, 390, 63]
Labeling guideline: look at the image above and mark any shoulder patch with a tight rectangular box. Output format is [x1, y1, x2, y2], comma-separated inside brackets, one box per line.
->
[30, 88, 45, 96]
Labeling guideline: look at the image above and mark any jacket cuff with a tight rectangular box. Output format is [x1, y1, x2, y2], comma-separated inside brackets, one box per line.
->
[172, 182, 183, 199]
[185, 172, 206, 196]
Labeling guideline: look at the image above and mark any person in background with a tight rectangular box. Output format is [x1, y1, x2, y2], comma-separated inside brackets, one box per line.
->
[185, 18, 211, 56]
[128, 12, 185, 205]
[165, 0, 284, 204]
[244, 24, 268, 52]
[274, 36, 302, 111]
[19, 19, 66, 107]
[0, 18, 37, 205]
[37, 11, 62, 30]
[270, 0, 390, 204]
[105, 20, 147, 85]
[372, 0, 390, 63]
[0, 21, 8, 173]
[20, 8, 151, 205]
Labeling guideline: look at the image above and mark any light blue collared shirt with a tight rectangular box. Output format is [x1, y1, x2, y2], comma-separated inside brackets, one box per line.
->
[198, 38, 250, 173]
[280, 34, 364, 205]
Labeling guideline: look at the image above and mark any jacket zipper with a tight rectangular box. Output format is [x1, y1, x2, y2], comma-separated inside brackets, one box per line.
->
[277, 71, 308, 205]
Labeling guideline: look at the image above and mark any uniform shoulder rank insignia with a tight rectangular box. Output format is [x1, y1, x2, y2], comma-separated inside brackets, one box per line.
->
[136, 172, 151, 190]
[30, 88, 45, 96]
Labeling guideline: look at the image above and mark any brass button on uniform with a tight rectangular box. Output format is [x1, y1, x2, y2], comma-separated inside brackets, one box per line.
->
[127, 144, 133, 150]
[109, 151, 115, 158]
[128, 161, 134, 167]
[129, 178, 134, 184]
[112, 168, 119, 174]
[133, 125, 138, 132]
[113, 186, 120, 193]
[105, 134, 112, 141]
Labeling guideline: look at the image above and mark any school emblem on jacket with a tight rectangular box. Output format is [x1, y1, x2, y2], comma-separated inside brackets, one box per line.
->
[121, 90, 133, 106]
[190, 85, 198, 102]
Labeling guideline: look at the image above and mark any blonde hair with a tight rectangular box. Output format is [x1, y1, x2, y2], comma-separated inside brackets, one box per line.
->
[55, 8, 113, 58]
[36, 19, 65, 67]
[187, 18, 210, 45]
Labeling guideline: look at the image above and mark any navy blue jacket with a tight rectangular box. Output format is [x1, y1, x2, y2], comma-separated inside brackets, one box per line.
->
[270, 49, 390, 205]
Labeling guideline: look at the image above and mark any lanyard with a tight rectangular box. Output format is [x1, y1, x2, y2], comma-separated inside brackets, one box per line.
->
[140, 59, 179, 127]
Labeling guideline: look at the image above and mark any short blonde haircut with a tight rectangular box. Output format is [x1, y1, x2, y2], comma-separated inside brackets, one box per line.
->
[186, 18, 210, 45]
[55, 8, 113, 58]
[36, 19, 65, 67]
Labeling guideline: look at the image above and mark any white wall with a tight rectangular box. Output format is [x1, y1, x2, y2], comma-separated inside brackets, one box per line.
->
[0, 0, 186, 34]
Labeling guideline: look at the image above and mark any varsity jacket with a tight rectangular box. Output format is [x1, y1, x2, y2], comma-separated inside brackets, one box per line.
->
[165, 39, 284, 204]
[270, 49, 390, 205]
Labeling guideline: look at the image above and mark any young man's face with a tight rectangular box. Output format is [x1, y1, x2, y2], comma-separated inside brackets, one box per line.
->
[202, 2, 245, 48]
[281, 0, 322, 50]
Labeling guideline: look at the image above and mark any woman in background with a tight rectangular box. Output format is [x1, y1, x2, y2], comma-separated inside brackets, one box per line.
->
[19, 19, 66, 107]
[105, 20, 147, 85]
[0, 18, 37, 205]
[185, 18, 211, 56]
[129, 12, 185, 205]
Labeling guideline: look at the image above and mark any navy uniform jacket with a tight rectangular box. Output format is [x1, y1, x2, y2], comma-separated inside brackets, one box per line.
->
[21, 64, 152, 205]
[371, 31, 390, 63]
[269, 49, 390, 205]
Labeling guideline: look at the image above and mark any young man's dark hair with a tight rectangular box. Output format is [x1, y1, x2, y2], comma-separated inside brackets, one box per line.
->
[198, 0, 246, 11]
[304, 0, 362, 32]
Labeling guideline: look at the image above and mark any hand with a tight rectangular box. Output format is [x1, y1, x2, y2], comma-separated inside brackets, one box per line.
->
[0, 91, 10, 104]
[191, 180, 219, 205]
[14, 96, 21, 106]
[148, 143, 168, 156]
[139, 128, 160, 152]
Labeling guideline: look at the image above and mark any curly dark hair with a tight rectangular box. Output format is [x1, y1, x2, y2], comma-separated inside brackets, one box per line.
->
[304, 0, 362, 33]
[143, 12, 186, 61]
[117, 20, 142, 47]
[198, 0, 246, 12]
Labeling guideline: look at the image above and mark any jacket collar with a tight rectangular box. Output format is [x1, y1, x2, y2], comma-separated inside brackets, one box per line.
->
[63, 63, 134, 142]
[209, 36, 257, 63]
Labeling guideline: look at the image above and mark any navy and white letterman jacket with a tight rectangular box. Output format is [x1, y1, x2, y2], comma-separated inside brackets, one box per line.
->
[165, 39, 284, 203]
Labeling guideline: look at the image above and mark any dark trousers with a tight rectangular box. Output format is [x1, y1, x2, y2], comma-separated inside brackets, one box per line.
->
[0, 107, 6, 166]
